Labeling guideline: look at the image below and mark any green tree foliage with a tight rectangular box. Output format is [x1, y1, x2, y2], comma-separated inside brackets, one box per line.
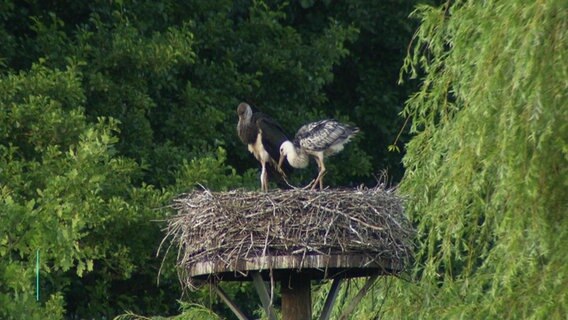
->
[0, 63, 156, 318]
[0, 62, 256, 319]
[0, 0, 420, 318]
[346, 1, 567, 319]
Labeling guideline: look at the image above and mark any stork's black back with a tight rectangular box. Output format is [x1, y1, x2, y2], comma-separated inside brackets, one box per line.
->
[253, 112, 294, 179]
[252, 113, 285, 160]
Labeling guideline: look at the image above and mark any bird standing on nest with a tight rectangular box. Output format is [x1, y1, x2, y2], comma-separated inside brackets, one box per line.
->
[237, 102, 291, 192]
[278, 119, 359, 190]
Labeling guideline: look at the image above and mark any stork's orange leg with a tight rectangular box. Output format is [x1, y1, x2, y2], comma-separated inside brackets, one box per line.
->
[311, 156, 326, 190]
[260, 162, 268, 192]
[319, 166, 327, 190]
[303, 178, 317, 190]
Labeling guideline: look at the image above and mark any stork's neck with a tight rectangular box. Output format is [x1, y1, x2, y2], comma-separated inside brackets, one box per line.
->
[243, 105, 253, 121]
[237, 104, 256, 144]
[282, 141, 309, 168]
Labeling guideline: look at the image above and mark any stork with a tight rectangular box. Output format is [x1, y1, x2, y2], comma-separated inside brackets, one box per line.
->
[236, 102, 291, 192]
[278, 119, 359, 190]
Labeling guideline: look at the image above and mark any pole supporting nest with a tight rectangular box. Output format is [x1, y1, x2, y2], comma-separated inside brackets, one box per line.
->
[281, 274, 312, 320]
[338, 275, 378, 320]
[319, 277, 343, 320]
[211, 275, 378, 320]
[211, 284, 249, 320]
[251, 271, 277, 320]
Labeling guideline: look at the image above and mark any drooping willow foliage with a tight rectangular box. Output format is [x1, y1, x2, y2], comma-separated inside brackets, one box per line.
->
[346, 1, 567, 319]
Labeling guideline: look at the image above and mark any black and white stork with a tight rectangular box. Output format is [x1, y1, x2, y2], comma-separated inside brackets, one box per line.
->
[237, 102, 291, 192]
[278, 119, 359, 190]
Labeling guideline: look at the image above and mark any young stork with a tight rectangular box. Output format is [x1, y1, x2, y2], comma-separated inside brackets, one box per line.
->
[278, 119, 359, 190]
[236, 102, 290, 192]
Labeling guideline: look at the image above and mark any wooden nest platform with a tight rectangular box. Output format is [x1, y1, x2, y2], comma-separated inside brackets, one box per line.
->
[164, 186, 414, 290]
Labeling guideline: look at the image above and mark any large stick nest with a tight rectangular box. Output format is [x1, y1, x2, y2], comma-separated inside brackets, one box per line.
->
[164, 186, 414, 288]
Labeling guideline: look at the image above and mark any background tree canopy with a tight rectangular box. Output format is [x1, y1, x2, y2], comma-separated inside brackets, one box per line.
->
[0, 0, 417, 318]
[1, 0, 566, 319]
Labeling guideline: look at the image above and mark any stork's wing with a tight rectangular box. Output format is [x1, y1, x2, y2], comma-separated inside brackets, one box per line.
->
[255, 113, 294, 175]
[294, 121, 321, 139]
[296, 120, 355, 151]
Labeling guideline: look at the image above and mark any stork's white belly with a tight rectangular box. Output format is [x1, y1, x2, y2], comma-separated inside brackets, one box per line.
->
[248, 131, 270, 164]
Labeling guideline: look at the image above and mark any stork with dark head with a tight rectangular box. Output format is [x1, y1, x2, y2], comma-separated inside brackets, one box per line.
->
[236, 102, 291, 192]
[278, 119, 359, 190]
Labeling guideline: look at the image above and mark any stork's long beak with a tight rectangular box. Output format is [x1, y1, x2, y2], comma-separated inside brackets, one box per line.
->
[277, 155, 285, 175]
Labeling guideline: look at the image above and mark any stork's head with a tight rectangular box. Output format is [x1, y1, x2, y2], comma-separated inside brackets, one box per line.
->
[280, 141, 310, 169]
[236, 102, 252, 122]
[278, 141, 297, 169]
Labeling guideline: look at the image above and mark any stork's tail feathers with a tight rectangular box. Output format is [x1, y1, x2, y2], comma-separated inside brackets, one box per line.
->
[341, 122, 360, 142]
[348, 124, 360, 135]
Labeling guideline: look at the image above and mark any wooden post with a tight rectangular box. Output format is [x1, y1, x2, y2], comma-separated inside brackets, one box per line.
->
[319, 278, 343, 320]
[251, 272, 277, 320]
[211, 283, 250, 320]
[338, 275, 378, 320]
[281, 274, 311, 320]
